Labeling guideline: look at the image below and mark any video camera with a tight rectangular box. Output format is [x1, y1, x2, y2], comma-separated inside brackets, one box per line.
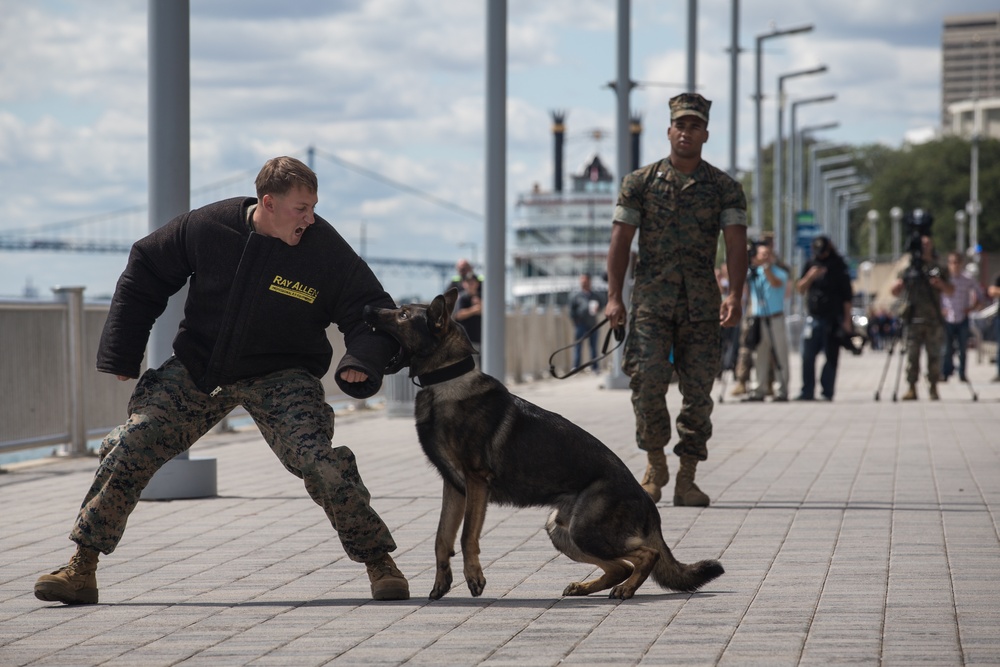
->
[747, 237, 767, 274]
[902, 209, 933, 270]
[899, 208, 941, 317]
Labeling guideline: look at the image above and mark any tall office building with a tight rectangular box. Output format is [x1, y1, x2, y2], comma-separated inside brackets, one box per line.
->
[942, 12, 1000, 133]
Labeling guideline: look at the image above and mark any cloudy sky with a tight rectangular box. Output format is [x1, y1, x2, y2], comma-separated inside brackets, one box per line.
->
[1, 0, 996, 301]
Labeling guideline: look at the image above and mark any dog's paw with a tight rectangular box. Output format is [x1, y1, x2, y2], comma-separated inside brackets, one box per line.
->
[430, 566, 453, 600]
[609, 583, 636, 600]
[466, 573, 486, 597]
[429, 583, 450, 600]
[563, 582, 588, 597]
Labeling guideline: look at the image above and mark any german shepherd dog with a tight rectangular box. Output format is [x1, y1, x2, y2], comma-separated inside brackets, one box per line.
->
[363, 289, 723, 600]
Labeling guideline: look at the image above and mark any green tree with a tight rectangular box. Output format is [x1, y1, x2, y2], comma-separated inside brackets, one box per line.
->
[743, 137, 1000, 262]
[853, 137, 1000, 260]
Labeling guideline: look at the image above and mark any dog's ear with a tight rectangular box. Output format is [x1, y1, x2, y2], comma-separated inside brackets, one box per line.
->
[427, 292, 453, 335]
[444, 287, 459, 313]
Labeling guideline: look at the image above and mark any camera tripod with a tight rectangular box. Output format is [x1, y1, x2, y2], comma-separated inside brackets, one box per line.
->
[874, 266, 978, 402]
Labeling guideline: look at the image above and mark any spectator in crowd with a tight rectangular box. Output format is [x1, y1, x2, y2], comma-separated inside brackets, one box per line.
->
[454, 274, 483, 360]
[742, 243, 790, 402]
[940, 251, 985, 383]
[795, 236, 853, 401]
[870, 308, 895, 351]
[447, 258, 482, 293]
[568, 274, 605, 373]
[730, 234, 787, 398]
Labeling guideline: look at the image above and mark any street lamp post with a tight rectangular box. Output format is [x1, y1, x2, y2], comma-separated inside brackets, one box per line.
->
[728, 0, 740, 177]
[966, 197, 982, 259]
[955, 209, 967, 254]
[819, 167, 857, 233]
[890, 206, 903, 259]
[774, 65, 827, 255]
[810, 152, 851, 220]
[805, 142, 838, 210]
[859, 259, 874, 313]
[753, 23, 813, 237]
[823, 174, 859, 247]
[842, 189, 870, 255]
[787, 95, 835, 264]
[866, 209, 879, 262]
[795, 123, 838, 217]
[968, 46, 982, 265]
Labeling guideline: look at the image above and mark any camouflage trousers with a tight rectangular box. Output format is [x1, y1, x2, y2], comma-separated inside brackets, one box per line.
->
[623, 297, 720, 461]
[70, 357, 397, 563]
[904, 320, 944, 385]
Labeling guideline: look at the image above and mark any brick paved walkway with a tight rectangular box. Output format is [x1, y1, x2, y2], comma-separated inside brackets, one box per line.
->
[2, 347, 998, 666]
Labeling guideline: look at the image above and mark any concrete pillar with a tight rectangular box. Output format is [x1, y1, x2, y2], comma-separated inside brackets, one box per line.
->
[141, 0, 216, 500]
[482, 0, 506, 382]
[604, 0, 632, 390]
[52, 287, 87, 456]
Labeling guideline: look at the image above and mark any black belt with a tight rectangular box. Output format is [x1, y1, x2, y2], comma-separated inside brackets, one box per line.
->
[755, 312, 784, 320]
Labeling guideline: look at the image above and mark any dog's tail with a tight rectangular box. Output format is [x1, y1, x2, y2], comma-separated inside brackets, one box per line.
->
[651, 535, 724, 593]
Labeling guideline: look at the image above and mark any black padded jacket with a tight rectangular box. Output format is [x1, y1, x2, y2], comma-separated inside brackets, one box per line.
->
[96, 197, 400, 398]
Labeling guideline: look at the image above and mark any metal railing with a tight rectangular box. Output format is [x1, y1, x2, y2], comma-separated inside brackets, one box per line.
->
[1, 293, 580, 459]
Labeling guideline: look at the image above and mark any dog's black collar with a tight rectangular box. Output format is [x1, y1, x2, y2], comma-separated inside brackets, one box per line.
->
[414, 356, 476, 387]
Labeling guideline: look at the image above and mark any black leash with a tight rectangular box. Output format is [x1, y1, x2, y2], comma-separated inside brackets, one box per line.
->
[548, 317, 625, 380]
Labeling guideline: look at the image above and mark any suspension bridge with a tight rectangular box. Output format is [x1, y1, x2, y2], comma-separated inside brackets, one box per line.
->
[0, 147, 481, 281]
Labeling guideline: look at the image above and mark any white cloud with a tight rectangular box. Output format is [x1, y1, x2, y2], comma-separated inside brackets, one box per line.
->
[2, 0, 997, 301]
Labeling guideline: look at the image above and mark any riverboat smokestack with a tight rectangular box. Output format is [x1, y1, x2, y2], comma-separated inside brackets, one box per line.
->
[630, 112, 642, 172]
[552, 111, 566, 193]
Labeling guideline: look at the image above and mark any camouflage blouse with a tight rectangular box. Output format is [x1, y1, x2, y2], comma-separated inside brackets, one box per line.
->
[614, 158, 747, 321]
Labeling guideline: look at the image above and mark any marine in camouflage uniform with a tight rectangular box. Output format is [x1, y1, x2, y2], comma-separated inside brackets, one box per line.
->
[605, 93, 747, 507]
[35, 157, 409, 606]
[891, 236, 953, 400]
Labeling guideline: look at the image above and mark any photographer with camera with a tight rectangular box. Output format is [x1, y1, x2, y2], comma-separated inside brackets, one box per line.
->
[795, 236, 853, 401]
[891, 231, 953, 400]
[742, 242, 790, 402]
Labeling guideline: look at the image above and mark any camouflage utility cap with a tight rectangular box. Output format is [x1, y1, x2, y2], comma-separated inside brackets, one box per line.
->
[669, 93, 711, 123]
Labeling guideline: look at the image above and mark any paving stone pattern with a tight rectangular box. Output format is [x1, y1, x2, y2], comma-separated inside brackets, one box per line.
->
[1, 348, 998, 666]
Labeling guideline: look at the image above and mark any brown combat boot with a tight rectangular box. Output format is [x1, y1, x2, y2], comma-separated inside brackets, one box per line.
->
[729, 381, 746, 397]
[928, 383, 939, 401]
[902, 385, 917, 401]
[366, 553, 410, 601]
[639, 449, 670, 503]
[674, 455, 710, 507]
[34, 546, 100, 605]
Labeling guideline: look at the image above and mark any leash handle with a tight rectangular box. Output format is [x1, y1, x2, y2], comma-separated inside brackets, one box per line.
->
[548, 317, 625, 380]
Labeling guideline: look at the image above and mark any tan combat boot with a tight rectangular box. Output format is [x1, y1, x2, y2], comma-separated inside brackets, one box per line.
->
[902, 385, 917, 401]
[674, 455, 710, 507]
[928, 383, 939, 401]
[34, 546, 99, 605]
[640, 449, 670, 503]
[729, 381, 746, 397]
[366, 553, 410, 601]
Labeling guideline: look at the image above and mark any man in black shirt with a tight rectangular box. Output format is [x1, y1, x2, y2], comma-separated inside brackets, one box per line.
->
[454, 274, 483, 359]
[795, 236, 853, 401]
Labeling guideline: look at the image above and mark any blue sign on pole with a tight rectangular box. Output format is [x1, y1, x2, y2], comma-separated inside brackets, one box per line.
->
[796, 211, 819, 253]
